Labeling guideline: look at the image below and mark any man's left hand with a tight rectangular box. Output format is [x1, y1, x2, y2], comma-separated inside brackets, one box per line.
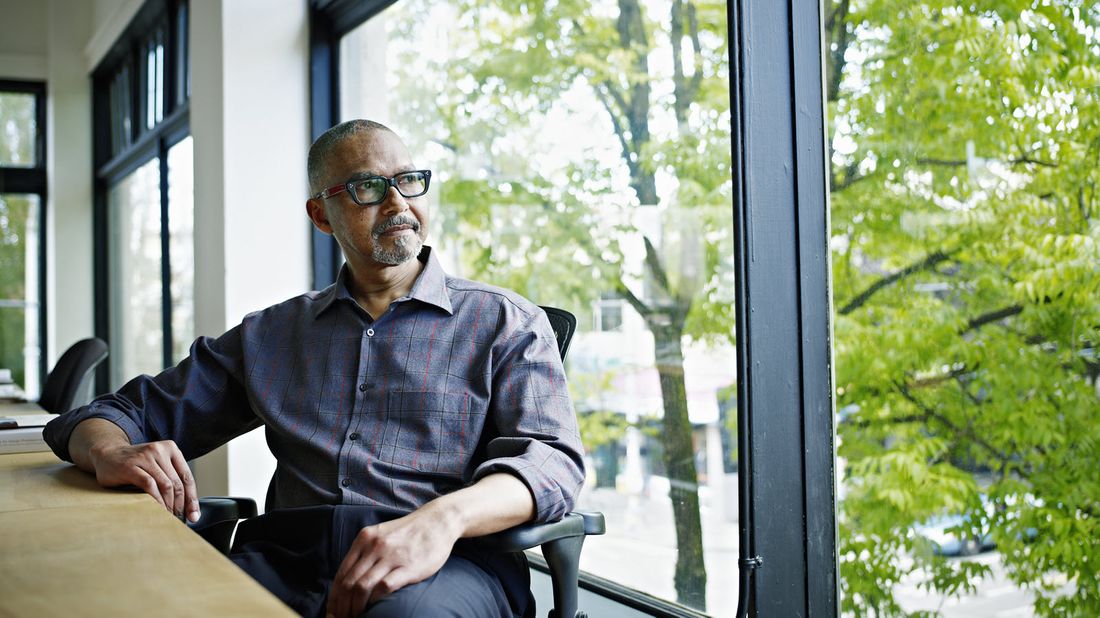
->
[326, 504, 460, 618]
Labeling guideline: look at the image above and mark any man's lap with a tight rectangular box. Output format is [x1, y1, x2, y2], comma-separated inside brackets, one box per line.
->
[227, 504, 530, 618]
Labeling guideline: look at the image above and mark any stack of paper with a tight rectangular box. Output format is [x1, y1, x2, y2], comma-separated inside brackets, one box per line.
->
[0, 412, 52, 455]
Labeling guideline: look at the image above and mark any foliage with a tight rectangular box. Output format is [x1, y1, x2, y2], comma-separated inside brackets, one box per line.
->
[0, 93, 38, 387]
[828, 0, 1100, 615]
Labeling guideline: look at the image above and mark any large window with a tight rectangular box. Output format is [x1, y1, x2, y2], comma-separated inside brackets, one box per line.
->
[336, 1, 736, 613]
[828, 2, 1100, 616]
[0, 81, 46, 399]
[315, 0, 837, 615]
[93, 0, 192, 388]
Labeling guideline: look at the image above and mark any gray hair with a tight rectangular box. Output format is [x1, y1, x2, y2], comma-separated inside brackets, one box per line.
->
[307, 119, 395, 196]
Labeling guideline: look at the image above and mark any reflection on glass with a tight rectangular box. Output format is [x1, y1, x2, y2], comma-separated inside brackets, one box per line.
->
[0, 92, 36, 167]
[342, 1, 735, 612]
[0, 194, 41, 398]
[108, 159, 163, 388]
[167, 136, 194, 363]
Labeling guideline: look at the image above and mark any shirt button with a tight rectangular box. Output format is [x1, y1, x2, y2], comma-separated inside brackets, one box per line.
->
[341, 478, 351, 487]
[366, 328, 375, 337]
[359, 383, 368, 392]
[349, 432, 360, 441]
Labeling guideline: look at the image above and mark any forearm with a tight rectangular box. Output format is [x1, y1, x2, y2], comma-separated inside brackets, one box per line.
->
[68, 418, 132, 474]
[426, 473, 536, 539]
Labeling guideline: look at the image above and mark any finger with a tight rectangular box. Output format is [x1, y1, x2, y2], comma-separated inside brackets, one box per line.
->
[167, 447, 199, 523]
[367, 566, 412, 605]
[328, 546, 364, 618]
[136, 458, 177, 514]
[148, 450, 182, 512]
[160, 446, 192, 519]
[130, 466, 168, 509]
[151, 448, 184, 516]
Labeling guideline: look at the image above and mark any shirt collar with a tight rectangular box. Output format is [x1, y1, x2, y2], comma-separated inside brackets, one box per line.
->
[311, 246, 453, 319]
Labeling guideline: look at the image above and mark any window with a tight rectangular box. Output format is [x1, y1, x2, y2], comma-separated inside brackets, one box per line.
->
[0, 81, 47, 399]
[828, 2, 1100, 616]
[93, 0, 192, 389]
[314, 0, 837, 615]
[337, 1, 735, 613]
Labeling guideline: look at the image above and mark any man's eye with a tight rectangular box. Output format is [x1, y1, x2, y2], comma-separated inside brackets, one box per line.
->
[357, 178, 387, 192]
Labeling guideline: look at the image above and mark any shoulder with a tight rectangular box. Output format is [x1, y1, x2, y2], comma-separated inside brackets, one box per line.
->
[237, 287, 335, 335]
[444, 275, 543, 324]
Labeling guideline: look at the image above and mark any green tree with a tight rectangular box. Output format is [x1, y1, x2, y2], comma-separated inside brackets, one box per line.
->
[0, 92, 38, 387]
[826, 1, 1100, 615]
[379, 0, 733, 609]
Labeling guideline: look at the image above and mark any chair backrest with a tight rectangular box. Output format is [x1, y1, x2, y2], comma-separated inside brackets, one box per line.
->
[39, 338, 109, 414]
[540, 306, 577, 361]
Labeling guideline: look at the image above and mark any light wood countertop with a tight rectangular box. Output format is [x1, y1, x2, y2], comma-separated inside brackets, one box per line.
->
[0, 451, 294, 616]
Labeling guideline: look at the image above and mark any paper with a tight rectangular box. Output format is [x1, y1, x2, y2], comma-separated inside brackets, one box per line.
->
[0, 426, 48, 454]
[0, 413, 54, 428]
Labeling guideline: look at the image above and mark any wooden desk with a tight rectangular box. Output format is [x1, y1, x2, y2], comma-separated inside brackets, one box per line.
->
[0, 399, 46, 416]
[0, 452, 294, 616]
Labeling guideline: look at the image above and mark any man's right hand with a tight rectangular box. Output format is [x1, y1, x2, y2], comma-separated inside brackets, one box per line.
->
[69, 418, 200, 523]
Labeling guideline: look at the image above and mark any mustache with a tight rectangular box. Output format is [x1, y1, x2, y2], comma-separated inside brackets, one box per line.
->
[372, 215, 421, 237]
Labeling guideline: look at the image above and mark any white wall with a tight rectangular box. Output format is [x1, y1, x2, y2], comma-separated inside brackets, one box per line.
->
[46, 0, 96, 366]
[2, 0, 313, 505]
[189, 0, 312, 501]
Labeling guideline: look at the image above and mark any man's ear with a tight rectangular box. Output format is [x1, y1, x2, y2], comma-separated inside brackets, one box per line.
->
[306, 198, 334, 234]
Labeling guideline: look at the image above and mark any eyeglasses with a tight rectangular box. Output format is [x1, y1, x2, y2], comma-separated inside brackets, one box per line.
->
[314, 170, 432, 206]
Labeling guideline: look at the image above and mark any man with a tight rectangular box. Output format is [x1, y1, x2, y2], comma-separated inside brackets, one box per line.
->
[44, 120, 585, 618]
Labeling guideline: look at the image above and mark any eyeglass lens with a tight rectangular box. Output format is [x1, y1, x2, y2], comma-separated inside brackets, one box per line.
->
[352, 172, 428, 204]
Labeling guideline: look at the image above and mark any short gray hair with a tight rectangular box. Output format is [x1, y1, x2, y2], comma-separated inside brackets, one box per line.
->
[307, 119, 394, 196]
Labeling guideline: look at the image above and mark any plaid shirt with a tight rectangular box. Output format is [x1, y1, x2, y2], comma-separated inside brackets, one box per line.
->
[45, 247, 585, 522]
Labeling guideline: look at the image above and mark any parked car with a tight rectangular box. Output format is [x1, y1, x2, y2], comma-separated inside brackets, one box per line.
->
[912, 511, 996, 556]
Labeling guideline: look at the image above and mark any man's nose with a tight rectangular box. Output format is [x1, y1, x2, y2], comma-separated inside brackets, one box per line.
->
[378, 186, 410, 215]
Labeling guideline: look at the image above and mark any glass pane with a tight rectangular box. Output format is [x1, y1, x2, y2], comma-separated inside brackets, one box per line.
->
[111, 67, 133, 156]
[108, 159, 163, 388]
[828, 2, 1099, 615]
[0, 194, 41, 399]
[342, 2, 735, 613]
[0, 92, 37, 167]
[146, 32, 165, 130]
[167, 136, 194, 363]
[176, 2, 190, 105]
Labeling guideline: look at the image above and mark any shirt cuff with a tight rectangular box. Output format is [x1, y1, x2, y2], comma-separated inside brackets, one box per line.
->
[472, 454, 576, 523]
[43, 403, 146, 462]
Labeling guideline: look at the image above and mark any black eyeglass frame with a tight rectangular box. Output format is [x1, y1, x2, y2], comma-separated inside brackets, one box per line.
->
[314, 169, 432, 206]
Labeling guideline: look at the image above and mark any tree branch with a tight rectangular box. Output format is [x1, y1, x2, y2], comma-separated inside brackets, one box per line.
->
[963, 305, 1023, 334]
[826, 0, 851, 104]
[838, 250, 954, 315]
[894, 381, 1010, 464]
[916, 156, 1057, 168]
[643, 235, 672, 296]
[616, 279, 651, 317]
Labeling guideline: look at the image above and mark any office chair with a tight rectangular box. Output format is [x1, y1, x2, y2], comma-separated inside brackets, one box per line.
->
[39, 338, 109, 414]
[191, 307, 605, 618]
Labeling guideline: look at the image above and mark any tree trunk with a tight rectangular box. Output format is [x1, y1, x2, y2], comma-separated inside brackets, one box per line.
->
[650, 316, 707, 610]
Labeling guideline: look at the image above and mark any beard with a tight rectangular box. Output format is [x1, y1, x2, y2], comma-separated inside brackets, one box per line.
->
[371, 215, 423, 265]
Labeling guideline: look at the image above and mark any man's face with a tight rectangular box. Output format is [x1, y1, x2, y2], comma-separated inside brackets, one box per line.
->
[308, 130, 430, 268]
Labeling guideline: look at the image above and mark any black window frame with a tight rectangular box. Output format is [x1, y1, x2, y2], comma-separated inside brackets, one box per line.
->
[309, 0, 838, 615]
[92, 0, 191, 392]
[0, 79, 49, 391]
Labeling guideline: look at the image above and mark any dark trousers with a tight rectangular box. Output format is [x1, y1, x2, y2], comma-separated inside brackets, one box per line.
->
[228, 505, 533, 618]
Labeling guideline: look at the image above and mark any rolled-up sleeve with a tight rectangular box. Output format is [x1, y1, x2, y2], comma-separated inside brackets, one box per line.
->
[471, 310, 586, 523]
[44, 326, 261, 462]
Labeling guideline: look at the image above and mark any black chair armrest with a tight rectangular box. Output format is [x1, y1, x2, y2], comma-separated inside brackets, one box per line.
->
[473, 510, 606, 553]
[189, 496, 258, 554]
